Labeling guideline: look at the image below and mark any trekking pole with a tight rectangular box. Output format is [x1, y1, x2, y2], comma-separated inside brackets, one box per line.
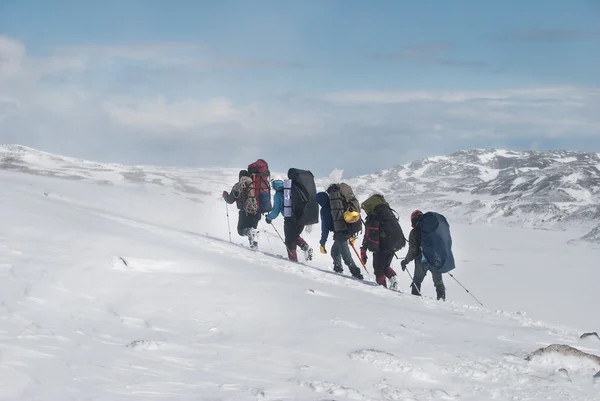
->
[447, 272, 483, 307]
[260, 221, 272, 245]
[349, 242, 372, 277]
[395, 253, 421, 295]
[270, 224, 296, 260]
[404, 268, 421, 296]
[225, 203, 232, 243]
[271, 224, 285, 245]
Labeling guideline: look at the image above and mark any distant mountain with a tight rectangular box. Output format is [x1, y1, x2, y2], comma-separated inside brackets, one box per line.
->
[338, 149, 600, 244]
[3, 144, 600, 244]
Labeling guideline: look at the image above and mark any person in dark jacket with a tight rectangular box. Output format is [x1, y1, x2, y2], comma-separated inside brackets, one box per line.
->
[265, 177, 313, 262]
[222, 170, 261, 249]
[316, 191, 363, 279]
[359, 194, 399, 289]
[400, 210, 446, 300]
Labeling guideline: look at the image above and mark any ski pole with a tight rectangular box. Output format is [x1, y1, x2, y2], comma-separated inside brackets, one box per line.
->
[447, 272, 483, 307]
[225, 203, 232, 243]
[349, 242, 371, 277]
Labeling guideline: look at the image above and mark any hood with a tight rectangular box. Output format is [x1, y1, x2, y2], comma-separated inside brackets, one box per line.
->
[316, 191, 330, 208]
[272, 180, 284, 191]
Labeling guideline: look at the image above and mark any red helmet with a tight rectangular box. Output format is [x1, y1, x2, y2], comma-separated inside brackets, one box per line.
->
[411, 210, 423, 227]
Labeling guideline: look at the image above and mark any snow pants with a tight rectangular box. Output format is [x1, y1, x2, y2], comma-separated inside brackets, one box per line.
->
[411, 259, 445, 299]
[331, 231, 361, 276]
[237, 210, 261, 237]
[372, 251, 397, 286]
[284, 217, 307, 261]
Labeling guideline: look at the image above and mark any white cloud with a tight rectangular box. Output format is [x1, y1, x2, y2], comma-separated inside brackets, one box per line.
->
[103, 96, 241, 131]
[1, 34, 600, 177]
[321, 86, 596, 105]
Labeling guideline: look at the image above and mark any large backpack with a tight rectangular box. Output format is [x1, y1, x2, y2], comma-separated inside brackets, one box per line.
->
[284, 168, 319, 226]
[238, 174, 258, 215]
[361, 194, 406, 253]
[326, 183, 362, 235]
[248, 159, 272, 214]
[419, 212, 455, 273]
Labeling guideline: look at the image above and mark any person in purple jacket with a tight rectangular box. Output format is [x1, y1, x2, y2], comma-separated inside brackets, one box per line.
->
[316, 191, 363, 279]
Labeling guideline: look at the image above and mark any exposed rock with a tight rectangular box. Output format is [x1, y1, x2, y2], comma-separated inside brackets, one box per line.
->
[526, 344, 600, 378]
[580, 332, 600, 341]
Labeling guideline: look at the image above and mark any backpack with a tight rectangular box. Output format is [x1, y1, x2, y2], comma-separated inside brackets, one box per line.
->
[361, 194, 406, 253]
[419, 212, 455, 273]
[239, 175, 258, 215]
[248, 159, 272, 214]
[326, 183, 362, 235]
[285, 168, 319, 226]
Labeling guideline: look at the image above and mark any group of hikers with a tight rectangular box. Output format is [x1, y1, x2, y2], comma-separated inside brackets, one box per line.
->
[222, 159, 455, 301]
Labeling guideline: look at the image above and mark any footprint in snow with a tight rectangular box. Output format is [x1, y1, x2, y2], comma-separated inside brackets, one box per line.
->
[348, 349, 434, 381]
[304, 288, 334, 297]
[296, 380, 369, 400]
[330, 318, 364, 329]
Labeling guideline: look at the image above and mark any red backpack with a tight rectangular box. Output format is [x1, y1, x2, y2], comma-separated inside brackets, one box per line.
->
[248, 159, 272, 213]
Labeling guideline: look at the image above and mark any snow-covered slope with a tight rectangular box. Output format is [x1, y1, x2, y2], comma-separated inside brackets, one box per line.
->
[337, 148, 600, 243]
[1, 145, 599, 400]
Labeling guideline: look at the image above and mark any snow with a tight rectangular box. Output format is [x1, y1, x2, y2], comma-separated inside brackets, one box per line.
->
[0, 152, 599, 400]
[477, 167, 500, 182]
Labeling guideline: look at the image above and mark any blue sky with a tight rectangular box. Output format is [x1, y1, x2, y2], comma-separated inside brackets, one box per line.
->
[0, 0, 599, 176]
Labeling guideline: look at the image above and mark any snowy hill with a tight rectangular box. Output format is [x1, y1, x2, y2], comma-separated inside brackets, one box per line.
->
[339, 148, 600, 243]
[1, 144, 599, 399]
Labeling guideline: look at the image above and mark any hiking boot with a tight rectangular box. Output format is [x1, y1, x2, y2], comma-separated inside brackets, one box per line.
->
[333, 264, 343, 273]
[411, 281, 422, 296]
[349, 265, 363, 280]
[436, 284, 446, 301]
[247, 229, 259, 249]
[300, 243, 313, 261]
[389, 276, 398, 290]
[287, 248, 298, 262]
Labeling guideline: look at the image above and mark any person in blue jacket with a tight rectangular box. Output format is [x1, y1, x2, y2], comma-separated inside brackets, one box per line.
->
[316, 191, 363, 279]
[265, 177, 313, 261]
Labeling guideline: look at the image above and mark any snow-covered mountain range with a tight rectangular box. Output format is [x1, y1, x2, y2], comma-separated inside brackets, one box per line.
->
[342, 148, 600, 243]
[3, 144, 600, 244]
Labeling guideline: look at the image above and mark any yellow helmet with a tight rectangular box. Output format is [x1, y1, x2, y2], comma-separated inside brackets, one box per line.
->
[343, 210, 361, 224]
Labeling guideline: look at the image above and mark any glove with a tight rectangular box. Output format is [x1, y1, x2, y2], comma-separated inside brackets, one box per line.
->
[360, 248, 367, 265]
[222, 191, 228, 199]
[265, 218, 272, 224]
[401, 259, 408, 271]
[320, 245, 327, 254]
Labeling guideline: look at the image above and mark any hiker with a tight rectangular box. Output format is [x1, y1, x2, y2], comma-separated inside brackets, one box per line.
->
[400, 210, 446, 300]
[316, 186, 363, 280]
[265, 172, 315, 262]
[222, 169, 261, 249]
[359, 194, 406, 289]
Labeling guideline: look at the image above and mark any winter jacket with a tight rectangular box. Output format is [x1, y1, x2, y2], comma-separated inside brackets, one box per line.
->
[224, 181, 246, 210]
[404, 225, 422, 264]
[316, 192, 334, 246]
[266, 180, 284, 221]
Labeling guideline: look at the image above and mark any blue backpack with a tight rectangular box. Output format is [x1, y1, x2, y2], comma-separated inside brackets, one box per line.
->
[419, 212, 455, 273]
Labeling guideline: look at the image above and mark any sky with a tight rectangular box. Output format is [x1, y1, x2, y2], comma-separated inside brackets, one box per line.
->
[1, 0, 599, 177]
